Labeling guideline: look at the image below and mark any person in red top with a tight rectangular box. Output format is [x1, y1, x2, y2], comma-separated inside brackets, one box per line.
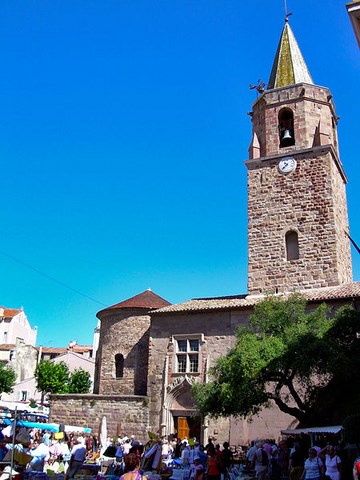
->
[207, 444, 223, 480]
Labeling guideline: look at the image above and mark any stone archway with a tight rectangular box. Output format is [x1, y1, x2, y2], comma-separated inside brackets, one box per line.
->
[161, 375, 203, 441]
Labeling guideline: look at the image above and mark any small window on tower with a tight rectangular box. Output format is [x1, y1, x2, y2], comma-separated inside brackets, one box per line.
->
[115, 353, 124, 378]
[278, 108, 295, 148]
[286, 231, 299, 261]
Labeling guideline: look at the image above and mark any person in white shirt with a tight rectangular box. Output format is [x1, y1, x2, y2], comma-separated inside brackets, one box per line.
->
[66, 436, 87, 479]
[123, 439, 132, 455]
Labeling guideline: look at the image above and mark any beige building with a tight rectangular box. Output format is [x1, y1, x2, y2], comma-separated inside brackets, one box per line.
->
[0, 338, 94, 409]
[50, 20, 360, 444]
[0, 307, 37, 362]
[1, 348, 95, 405]
[0, 307, 38, 386]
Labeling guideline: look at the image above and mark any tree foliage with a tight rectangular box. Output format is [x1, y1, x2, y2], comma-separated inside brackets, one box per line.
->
[68, 369, 91, 393]
[35, 360, 70, 395]
[192, 294, 360, 426]
[0, 363, 16, 394]
[35, 361, 92, 398]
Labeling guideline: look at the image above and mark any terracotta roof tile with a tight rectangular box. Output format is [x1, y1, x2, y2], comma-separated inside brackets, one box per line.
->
[301, 282, 360, 301]
[71, 345, 93, 353]
[152, 282, 360, 315]
[35, 345, 92, 354]
[0, 344, 92, 353]
[0, 307, 22, 318]
[97, 289, 171, 317]
[0, 344, 16, 350]
[152, 294, 253, 314]
[35, 347, 66, 354]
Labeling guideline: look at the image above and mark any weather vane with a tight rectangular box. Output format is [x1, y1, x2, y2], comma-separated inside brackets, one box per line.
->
[249, 79, 266, 96]
[284, 0, 292, 22]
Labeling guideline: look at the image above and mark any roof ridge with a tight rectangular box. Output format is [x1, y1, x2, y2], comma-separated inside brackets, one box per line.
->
[97, 289, 171, 317]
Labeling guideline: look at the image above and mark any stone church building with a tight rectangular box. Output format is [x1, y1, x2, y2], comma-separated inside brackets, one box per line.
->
[50, 20, 360, 445]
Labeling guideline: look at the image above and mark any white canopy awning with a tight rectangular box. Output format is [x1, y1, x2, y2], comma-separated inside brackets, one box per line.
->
[281, 425, 342, 435]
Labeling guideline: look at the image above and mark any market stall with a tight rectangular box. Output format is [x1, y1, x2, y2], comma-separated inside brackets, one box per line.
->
[0, 414, 93, 480]
[1, 419, 91, 434]
[281, 425, 343, 447]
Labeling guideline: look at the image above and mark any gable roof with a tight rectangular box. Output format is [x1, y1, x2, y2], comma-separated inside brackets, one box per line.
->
[96, 289, 171, 318]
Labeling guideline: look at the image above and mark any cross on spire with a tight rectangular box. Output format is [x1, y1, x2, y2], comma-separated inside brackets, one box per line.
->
[284, 0, 292, 22]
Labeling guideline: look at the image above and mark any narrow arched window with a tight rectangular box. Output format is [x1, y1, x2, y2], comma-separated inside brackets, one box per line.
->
[115, 354, 124, 378]
[278, 108, 295, 148]
[286, 231, 299, 261]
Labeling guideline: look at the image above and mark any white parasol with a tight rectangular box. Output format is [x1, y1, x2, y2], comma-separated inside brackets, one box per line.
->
[99, 415, 107, 455]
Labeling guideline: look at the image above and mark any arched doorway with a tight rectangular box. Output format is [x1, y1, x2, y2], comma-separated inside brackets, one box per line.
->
[162, 376, 203, 441]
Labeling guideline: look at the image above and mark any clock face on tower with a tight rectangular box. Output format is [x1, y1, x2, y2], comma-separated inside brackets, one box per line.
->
[278, 157, 296, 174]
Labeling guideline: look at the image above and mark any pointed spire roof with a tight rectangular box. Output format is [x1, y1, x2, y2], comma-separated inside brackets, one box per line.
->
[268, 20, 313, 89]
[97, 289, 171, 317]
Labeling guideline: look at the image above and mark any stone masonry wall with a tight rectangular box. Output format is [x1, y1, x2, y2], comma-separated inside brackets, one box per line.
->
[330, 158, 353, 284]
[94, 308, 150, 396]
[247, 147, 351, 295]
[148, 310, 234, 437]
[246, 82, 352, 295]
[147, 308, 296, 444]
[147, 308, 302, 444]
[251, 84, 337, 158]
[50, 394, 150, 444]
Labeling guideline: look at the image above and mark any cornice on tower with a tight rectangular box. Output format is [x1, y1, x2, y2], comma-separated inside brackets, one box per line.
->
[268, 20, 313, 89]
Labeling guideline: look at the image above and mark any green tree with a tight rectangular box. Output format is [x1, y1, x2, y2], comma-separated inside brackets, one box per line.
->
[35, 360, 70, 401]
[192, 294, 360, 426]
[68, 368, 91, 393]
[0, 363, 16, 394]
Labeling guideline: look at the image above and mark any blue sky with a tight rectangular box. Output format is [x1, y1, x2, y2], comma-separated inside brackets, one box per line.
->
[1, 0, 359, 347]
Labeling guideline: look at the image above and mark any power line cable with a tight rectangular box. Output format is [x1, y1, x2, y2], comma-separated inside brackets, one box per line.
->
[0, 248, 107, 307]
[345, 231, 360, 255]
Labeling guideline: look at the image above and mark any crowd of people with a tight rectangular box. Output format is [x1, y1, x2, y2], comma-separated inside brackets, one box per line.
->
[0, 426, 350, 480]
[103, 435, 345, 480]
[245, 439, 344, 480]
[0, 426, 96, 478]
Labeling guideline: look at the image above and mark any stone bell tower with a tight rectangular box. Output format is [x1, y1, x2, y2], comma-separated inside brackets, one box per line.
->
[246, 19, 352, 296]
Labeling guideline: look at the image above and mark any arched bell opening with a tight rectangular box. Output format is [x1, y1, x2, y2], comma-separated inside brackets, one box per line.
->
[278, 108, 295, 148]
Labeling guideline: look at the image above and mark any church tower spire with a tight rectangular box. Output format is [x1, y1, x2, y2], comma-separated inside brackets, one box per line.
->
[246, 21, 352, 296]
[268, 20, 313, 89]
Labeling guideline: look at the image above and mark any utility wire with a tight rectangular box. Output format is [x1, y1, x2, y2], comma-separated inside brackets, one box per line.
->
[345, 231, 360, 255]
[0, 248, 107, 307]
